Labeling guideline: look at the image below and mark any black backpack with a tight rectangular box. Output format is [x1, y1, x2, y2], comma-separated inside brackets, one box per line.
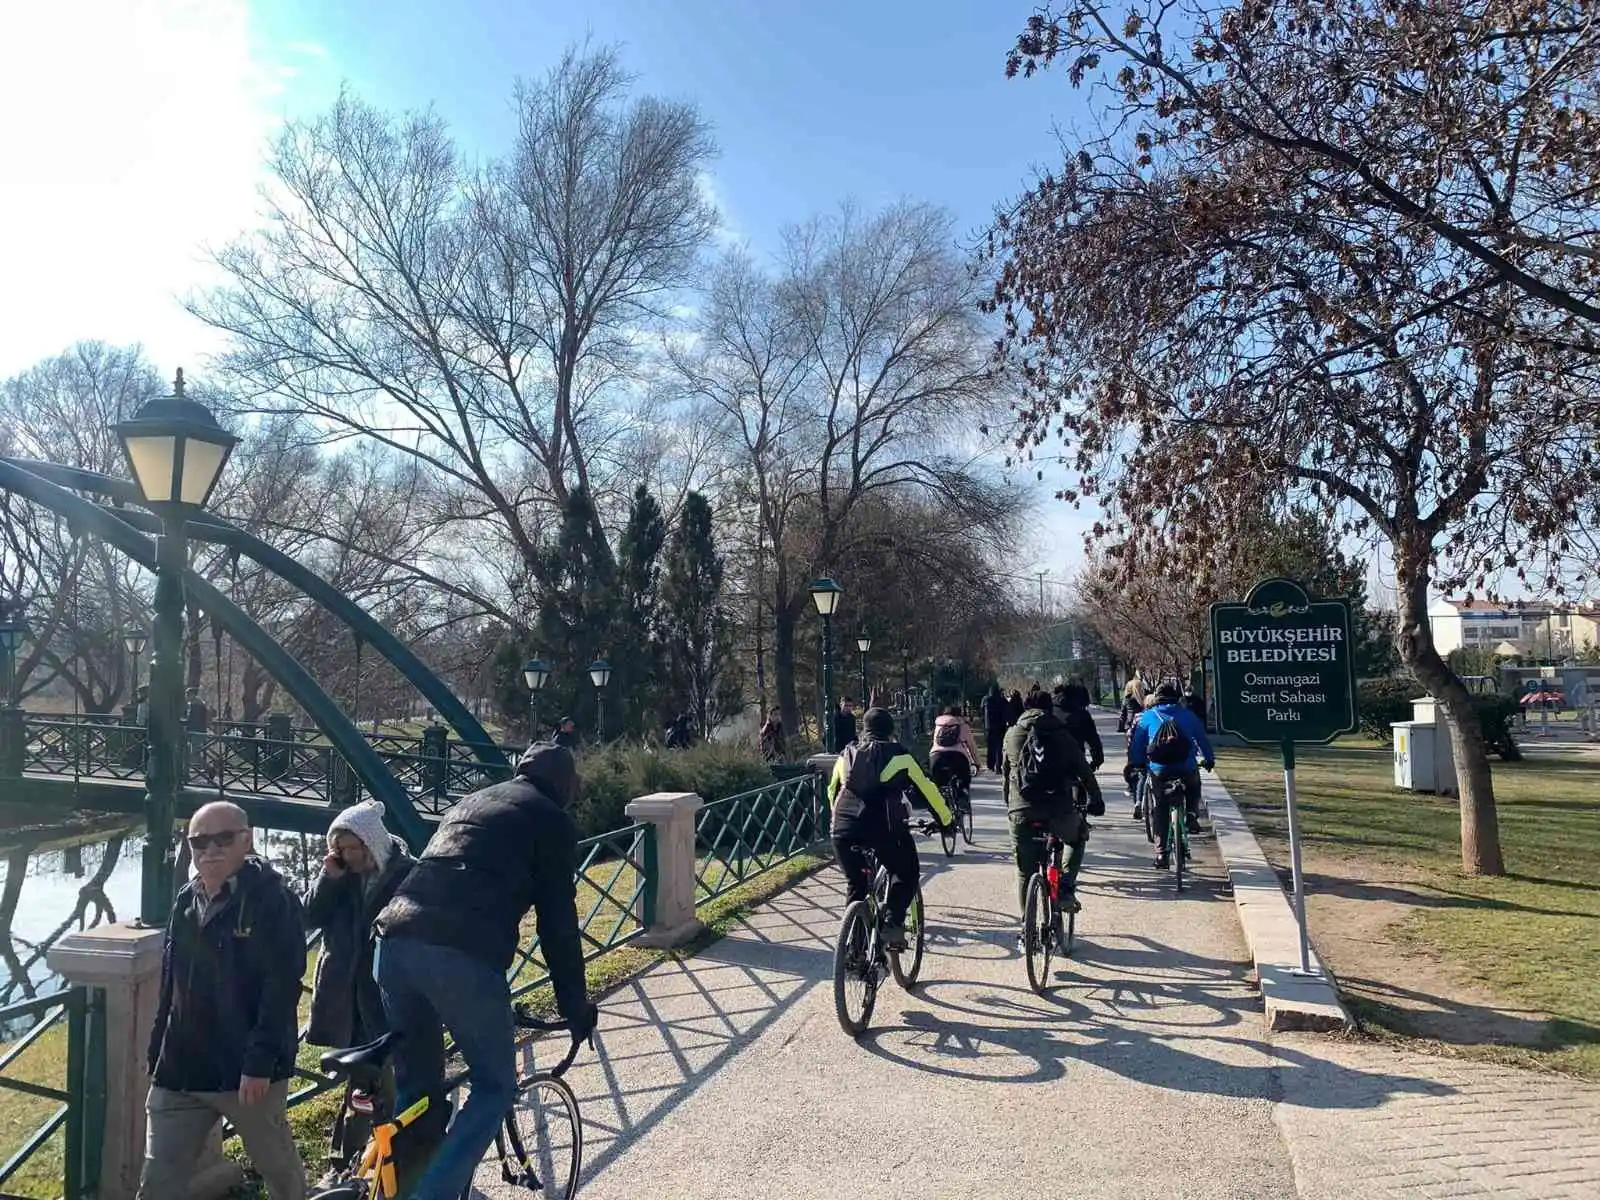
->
[1017, 725, 1070, 805]
[935, 721, 962, 748]
[1148, 713, 1190, 766]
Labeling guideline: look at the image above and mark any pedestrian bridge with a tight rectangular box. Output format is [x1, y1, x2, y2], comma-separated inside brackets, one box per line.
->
[0, 709, 511, 832]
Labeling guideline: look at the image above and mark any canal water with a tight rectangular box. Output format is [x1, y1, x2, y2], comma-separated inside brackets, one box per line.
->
[0, 818, 327, 1006]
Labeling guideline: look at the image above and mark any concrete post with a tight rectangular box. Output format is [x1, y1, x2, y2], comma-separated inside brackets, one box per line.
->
[625, 791, 704, 948]
[47, 924, 244, 1200]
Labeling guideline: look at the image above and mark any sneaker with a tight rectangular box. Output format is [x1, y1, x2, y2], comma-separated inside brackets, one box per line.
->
[1154, 852, 1170, 870]
[1132, 803, 1144, 820]
[881, 921, 908, 951]
[1185, 813, 1202, 834]
[1061, 892, 1083, 915]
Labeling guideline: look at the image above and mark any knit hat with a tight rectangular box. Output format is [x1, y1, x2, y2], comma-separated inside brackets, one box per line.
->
[517, 741, 580, 809]
[862, 707, 895, 738]
[328, 800, 393, 871]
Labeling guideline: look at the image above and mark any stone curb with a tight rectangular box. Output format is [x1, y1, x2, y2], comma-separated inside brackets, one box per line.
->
[1201, 773, 1353, 1033]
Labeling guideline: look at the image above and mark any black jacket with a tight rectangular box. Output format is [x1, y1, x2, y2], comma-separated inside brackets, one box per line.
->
[148, 857, 306, 1092]
[981, 691, 1008, 730]
[374, 769, 587, 1023]
[303, 838, 414, 1048]
[827, 736, 952, 835]
[1058, 703, 1105, 768]
[1002, 708, 1102, 820]
[833, 709, 858, 749]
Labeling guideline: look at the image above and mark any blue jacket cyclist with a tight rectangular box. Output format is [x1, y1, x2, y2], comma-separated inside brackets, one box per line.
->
[827, 707, 953, 949]
[1126, 678, 1217, 867]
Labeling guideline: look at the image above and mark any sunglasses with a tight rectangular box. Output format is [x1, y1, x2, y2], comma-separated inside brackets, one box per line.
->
[186, 829, 247, 852]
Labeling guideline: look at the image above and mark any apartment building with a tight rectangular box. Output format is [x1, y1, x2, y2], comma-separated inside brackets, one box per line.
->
[1428, 598, 1600, 659]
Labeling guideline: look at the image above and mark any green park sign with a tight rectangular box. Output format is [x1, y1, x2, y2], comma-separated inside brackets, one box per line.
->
[1210, 578, 1358, 746]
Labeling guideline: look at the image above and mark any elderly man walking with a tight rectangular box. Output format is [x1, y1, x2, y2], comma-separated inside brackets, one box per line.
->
[139, 801, 308, 1200]
[304, 800, 414, 1175]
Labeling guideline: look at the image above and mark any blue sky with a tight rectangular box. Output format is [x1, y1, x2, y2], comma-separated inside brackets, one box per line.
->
[0, 0, 1094, 588]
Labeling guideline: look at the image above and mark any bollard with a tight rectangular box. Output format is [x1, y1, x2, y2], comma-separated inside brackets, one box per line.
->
[263, 713, 293, 781]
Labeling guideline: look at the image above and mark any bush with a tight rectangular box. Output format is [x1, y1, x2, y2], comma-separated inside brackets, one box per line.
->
[569, 742, 782, 839]
[1357, 677, 1424, 739]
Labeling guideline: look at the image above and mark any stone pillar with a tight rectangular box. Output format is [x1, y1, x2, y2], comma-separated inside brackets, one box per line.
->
[625, 791, 704, 947]
[805, 754, 838, 844]
[47, 924, 244, 1200]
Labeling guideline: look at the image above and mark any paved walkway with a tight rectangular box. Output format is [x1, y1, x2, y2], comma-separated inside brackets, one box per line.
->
[475, 722, 1600, 1198]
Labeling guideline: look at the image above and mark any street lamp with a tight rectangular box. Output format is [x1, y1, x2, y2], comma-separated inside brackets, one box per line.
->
[124, 628, 148, 693]
[0, 609, 25, 708]
[856, 630, 872, 709]
[521, 657, 550, 739]
[114, 369, 238, 926]
[588, 658, 612, 741]
[810, 578, 843, 751]
[0, 606, 25, 778]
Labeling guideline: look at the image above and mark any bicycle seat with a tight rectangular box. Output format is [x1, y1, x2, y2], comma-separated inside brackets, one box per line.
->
[319, 1031, 401, 1078]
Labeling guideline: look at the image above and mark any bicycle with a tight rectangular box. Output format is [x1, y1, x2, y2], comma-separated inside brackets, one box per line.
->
[832, 823, 933, 1036]
[1019, 794, 1086, 994]
[1141, 768, 1190, 893]
[308, 1005, 591, 1200]
[940, 776, 975, 847]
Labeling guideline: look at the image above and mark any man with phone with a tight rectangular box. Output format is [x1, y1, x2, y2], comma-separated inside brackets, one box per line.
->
[139, 802, 308, 1200]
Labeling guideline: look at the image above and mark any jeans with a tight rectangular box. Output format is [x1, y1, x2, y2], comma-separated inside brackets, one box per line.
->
[832, 824, 920, 926]
[1009, 810, 1088, 917]
[375, 936, 515, 1200]
[138, 1082, 305, 1200]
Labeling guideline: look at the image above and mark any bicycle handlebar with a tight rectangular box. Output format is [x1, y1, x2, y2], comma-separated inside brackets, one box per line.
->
[513, 1003, 596, 1079]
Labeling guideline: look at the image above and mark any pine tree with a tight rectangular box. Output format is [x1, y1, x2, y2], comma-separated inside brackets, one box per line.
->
[615, 484, 667, 735]
[532, 487, 616, 738]
[660, 492, 741, 736]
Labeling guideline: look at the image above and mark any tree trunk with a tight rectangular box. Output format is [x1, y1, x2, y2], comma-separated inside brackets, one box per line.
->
[1394, 540, 1505, 875]
[773, 602, 801, 749]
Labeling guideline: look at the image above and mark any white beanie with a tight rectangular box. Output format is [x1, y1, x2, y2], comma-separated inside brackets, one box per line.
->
[328, 800, 393, 871]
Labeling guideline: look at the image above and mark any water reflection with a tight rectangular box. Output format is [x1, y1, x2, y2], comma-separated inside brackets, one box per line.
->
[0, 816, 325, 1001]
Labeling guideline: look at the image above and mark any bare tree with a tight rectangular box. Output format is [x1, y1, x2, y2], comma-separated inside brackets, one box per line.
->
[192, 45, 717, 622]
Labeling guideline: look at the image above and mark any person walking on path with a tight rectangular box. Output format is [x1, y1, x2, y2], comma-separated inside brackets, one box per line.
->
[832, 697, 858, 751]
[552, 716, 581, 749]
[303, 800, 414, 1175]
[1005, 688, 1025, 731]
[1117, 679, 1146, 735]
[981, 684, 1008, 772]
[139, 802, 307, 1200]
[757, 706, 786, 762]
[664, 713, 693, 749]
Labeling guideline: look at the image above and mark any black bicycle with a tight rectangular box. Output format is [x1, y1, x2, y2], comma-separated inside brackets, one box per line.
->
[940, 776, 975, 847]
[309, 1005, 590, 1200]
[832, 824, 932, 1035]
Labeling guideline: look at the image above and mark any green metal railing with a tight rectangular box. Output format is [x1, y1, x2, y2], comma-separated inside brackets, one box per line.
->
[694, 774, 825, 903]
[0, 986, 103, 1200]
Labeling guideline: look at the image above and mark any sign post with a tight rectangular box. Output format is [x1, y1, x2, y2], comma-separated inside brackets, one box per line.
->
[1210, 578, 1358, 976]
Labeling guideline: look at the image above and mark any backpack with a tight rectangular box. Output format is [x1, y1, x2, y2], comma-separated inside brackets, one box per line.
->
[1016, 724, 1070, 805]
[1148, 713, 1190, 766]
[935, 721, 961, 748]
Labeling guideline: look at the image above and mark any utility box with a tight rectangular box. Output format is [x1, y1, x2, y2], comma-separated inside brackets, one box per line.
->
[1393, 718, 1458, 795]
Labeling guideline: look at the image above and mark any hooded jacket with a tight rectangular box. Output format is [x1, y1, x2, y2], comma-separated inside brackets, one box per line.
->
[1128, 702, 1215, 776]
[1001, 707, 1102, 820]
[148, 856, 306, 1092]
[827, 734, 953, 835]
[374, 748, 587, 1023]
[304, 803, 415, 1048]
[930, 714, 979, 765]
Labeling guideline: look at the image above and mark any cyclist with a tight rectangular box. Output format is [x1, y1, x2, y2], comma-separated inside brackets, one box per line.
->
[928, 704, 979, 805]
[828, 707, 953, 950]
[1003, 690, 1104, 927]
[1125, 678, 1216, 869]
[1052, 683, 1105, 773]
[373, 741, 598, 1200]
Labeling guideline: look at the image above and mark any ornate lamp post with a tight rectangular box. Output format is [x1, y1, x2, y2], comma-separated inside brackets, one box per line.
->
[810, 578, 843, 751]
[856, 630, 872, 709]
[124, 628, 148, 695]
[588, 658, 612, 741]
[522, 657, 550, 740]
[114, 369, 238, 926]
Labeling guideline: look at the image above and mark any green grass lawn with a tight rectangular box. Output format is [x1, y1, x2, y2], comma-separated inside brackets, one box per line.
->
[1219, 740, 1600, 1076]
[0, 1009, 70, 1200]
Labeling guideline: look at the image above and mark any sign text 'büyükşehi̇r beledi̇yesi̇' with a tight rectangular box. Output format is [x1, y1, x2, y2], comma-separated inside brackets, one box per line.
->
[1216, 625, 1345, 663]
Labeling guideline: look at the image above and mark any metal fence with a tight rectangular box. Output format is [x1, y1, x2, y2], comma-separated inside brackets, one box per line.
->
[0, 987, 103, 1200]
[694, 774, 825, 904]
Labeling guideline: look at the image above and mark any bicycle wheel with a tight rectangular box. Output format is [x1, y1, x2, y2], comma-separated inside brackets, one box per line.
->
[889, 885, 925, 988]
[833, 900, 877, 1035]
[940, 822, 957, 856]
[1023, 873, 1053, 994]
[960, 796, 974, 845]
[502, 1074, 583, 1200]
[1170, 807, 1185, 893]
[1142, 781, 1158, 845]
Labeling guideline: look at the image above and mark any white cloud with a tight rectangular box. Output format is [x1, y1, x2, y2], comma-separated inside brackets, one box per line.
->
[696, 171, 742, 249]
[0, 0, 325, 377]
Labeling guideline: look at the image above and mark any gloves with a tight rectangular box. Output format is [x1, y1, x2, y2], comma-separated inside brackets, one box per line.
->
[1087, 795, 1106, 817]
[571, 1001, 600, 1043]
[1202, 760, 1215, 773]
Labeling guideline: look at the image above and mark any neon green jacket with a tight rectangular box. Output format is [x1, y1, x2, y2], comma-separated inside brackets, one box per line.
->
[827, 736, 953, 835]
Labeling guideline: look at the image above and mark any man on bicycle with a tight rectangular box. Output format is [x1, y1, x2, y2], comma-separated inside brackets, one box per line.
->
[1125, 678, 1216, 869]
[828, 707, 953, 951]
[373, 742, 599, 1200]
[1003, 690, 1104, 927]
[928, 704, 979, 805]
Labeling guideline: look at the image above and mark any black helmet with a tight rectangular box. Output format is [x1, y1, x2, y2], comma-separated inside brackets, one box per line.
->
[862, 707, 895, 738]
[1154, 678, 1182, 703]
